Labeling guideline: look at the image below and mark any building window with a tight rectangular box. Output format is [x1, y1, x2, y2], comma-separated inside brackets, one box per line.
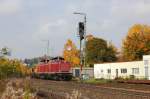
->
[121, 68, 127, 73]
[144, 60, 149, 65]
[107, 69, 111, 74]
[132, 68, 139, 74]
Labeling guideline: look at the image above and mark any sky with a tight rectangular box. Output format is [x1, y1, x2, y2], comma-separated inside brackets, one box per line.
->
[0, 0, 150, 59]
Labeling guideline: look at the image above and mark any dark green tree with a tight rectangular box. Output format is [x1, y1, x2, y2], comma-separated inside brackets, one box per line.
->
[105, 42, 118, 62]
[86, 37, 117, 65]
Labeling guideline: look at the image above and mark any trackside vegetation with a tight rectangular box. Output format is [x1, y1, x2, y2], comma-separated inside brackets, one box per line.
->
[81, 78, 113, 84]
[0, 58, 31, 79]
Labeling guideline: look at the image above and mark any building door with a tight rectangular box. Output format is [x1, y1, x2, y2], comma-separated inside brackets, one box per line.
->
[75, 69, 80, 77]
[145, 67, 149, 79]
[116, 69, 118, 78]
[144, 60, 149, 79]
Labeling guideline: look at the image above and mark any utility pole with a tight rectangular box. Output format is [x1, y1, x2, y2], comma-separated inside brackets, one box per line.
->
[42, 40, 50, 59]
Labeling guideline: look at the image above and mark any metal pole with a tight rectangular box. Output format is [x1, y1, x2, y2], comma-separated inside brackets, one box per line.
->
[80, 39, 82, 65]
[73, 12, 87, 78]
[80, 38, 82, 74]
[84, 14, 87, 67]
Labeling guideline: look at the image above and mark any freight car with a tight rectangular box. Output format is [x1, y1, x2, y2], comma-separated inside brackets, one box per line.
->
[32, 57, 72, 81]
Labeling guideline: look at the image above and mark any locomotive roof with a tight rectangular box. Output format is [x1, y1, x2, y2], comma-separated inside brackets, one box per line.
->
[51, 56, 64, 60]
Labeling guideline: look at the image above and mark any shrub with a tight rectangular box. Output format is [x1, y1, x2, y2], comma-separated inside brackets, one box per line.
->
[129, 75, 135, 80]
[0, 58, 30, 79]
[114, 76, 124, 80]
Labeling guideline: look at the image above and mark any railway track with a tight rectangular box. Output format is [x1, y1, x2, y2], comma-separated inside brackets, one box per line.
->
[30, 79, 150, 99]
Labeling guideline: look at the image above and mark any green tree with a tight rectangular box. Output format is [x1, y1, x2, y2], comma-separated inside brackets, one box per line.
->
[122, 24, 150, 61]
[86, 37, 117, 65]
[1, 47, 11, 56]
[106, 42, 118, 62]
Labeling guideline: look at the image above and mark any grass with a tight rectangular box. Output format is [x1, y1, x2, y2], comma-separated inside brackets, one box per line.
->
[81, 78, 113, 84]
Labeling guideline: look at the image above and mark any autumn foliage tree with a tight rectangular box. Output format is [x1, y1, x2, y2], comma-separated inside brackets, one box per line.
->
[63, 39, 80, 66]
[122, 24, 150, 61]
[0, 58, 30, 79]
[86, 37, 118, 65]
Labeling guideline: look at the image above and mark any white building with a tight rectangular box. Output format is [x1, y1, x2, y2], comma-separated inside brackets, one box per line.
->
[94, 55, 150, 80]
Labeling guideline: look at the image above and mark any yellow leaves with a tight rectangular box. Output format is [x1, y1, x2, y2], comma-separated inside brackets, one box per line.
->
[20, 65, 31, 76]
[63, 39, 80, 66]
[0, 58, 8, 66]
[72, 57, 80, 65]
[128, 24, 142, 36]
[0, 58, 30, 78]
[123, 24, 150, 61]
[128, 24, 150, 38]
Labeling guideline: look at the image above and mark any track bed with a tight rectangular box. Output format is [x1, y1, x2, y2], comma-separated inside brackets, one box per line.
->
[30, 79, 150, 99]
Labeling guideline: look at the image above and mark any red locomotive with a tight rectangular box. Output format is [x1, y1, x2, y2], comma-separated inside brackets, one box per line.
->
[32, 57, 72, 80]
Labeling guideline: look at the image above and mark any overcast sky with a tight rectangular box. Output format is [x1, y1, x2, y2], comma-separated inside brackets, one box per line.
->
[0, 0, 150, 59]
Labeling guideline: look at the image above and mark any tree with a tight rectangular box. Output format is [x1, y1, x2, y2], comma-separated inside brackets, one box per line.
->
[122, 24, 150, 61]
[86, 37, 117, 65]
[24, 58, 39, 67]
[63, 39, 80, 66]
[0, 58, 30, 79]
[0, 47, 11, 56]
[106, 42, 118, 62]
[86, 34, 94, 41]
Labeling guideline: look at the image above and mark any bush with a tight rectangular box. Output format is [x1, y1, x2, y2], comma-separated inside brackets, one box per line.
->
[0, 58, 30, 79]
[129, 75, 135, 80]
[82, 78, 113, 84]
[114, 76, 124, 80]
